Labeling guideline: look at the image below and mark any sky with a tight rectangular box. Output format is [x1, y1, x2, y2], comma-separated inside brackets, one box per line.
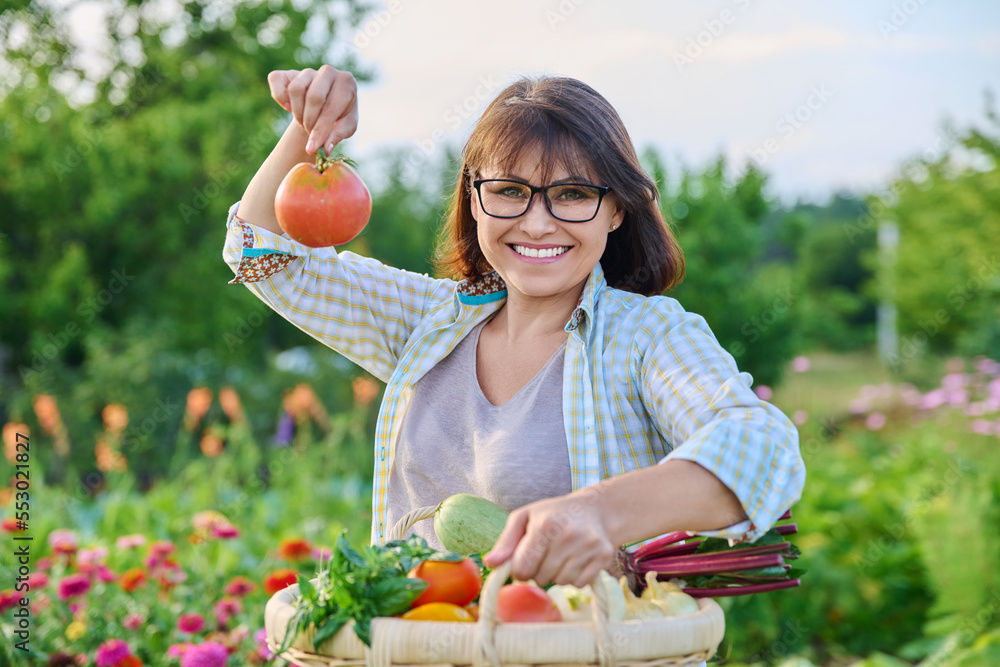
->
[336, 0, 1000, 205]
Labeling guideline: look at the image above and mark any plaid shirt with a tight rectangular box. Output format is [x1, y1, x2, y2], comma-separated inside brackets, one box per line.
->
[224, 202, 805, 547]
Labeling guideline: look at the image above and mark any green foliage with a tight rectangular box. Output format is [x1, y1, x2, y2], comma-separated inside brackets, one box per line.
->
[0, 0, 372, 377]
[878, 100, 1000, 361]
[649, 153, 800, 387]
[792, 199, 878, 351]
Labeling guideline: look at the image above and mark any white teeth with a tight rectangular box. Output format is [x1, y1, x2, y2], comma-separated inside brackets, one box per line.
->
[512, 244, 570, 258]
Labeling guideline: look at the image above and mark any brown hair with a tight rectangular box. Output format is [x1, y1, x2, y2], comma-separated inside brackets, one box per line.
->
[434, 76, 684, 296]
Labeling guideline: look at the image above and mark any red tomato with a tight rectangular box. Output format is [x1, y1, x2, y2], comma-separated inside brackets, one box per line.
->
[495, 583, 562, 623]
[274, 153, 372, 247]
[408, 558, 483, 608]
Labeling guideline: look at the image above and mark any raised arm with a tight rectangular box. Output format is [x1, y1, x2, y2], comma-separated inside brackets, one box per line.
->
[224, 66, 453, 381]
[237, 66, 359, 235]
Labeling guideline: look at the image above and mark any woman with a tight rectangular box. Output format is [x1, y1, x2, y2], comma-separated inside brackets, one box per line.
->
[225, 66, 805, 589]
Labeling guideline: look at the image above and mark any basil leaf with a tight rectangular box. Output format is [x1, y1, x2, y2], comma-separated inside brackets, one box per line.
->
[353, 615, 373, 647]
[312, 614, 349, 650]
[371, 576, 428, 616]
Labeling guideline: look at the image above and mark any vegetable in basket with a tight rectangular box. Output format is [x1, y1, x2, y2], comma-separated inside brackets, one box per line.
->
[618, 509, 805, 598]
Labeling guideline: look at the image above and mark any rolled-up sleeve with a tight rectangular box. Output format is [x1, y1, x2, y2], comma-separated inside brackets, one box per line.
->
[223, 201, 456, 382]
[637, 302, 805, 544]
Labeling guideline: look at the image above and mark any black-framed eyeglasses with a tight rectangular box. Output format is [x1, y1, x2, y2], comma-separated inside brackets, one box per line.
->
[472, 179, 612, 223]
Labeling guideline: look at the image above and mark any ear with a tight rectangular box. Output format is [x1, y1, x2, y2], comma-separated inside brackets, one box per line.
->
[468, 179, 481, 224]
[610, 195, 625, 230]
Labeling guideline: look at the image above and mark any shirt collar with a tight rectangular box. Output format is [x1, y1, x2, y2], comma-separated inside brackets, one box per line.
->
[455, 263, 607, 339]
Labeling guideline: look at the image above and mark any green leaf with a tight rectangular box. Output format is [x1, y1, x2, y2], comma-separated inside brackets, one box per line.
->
[337, 534, 367, 569]
[278, 608, 308, 655]
[371, 576, 428, 616]
[353, 615, 373, 647]
[312, 614, 349, 651]
[298, 576, 317, 601]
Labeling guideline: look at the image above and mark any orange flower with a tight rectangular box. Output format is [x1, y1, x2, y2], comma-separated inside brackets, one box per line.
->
[219, 387, 244, 423]
[118, 656, 143, 667]
[101, 404, 129, 434]
[3, 422, 29, 464]
[199, 432, 224, 457]
[281, 384, 315, 419]
[352, 377, 380, 407]
[32, 395, 63, 436]
[119, 568, 147, 593]
[263, 568, 299, 596]
[95, 438, 127, 472]
[277, 538, 313, 562]
[184, 388, 213, 431]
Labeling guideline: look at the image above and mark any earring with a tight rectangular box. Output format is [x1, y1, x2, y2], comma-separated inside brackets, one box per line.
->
[610, 225, 618, 231]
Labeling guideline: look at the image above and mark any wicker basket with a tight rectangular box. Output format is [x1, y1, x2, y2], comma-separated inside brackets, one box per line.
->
[264, 505, 725, 667]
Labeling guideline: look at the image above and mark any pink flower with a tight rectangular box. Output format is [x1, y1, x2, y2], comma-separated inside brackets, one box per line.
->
[791, 356, 811, 373]
[974, 357, 1000, 375]
[78, 546, 109, 565]
[95, 639, 131, 667]
[123, 612, 145, 630]
[0, 589, 19, 613]
[180, 642, 229, 667]
[944, 388, 969, 406]
[920, 389, 946, 410]
[210, 523, 239, 539]
[35, 556, 54, 571]
[116, 534, 147, 550]
[27, 572, 49, 590]
[57, 573, 91, 600]
[865, 412, 886, 431]
[177, 612, 206, 634]
[214, 597, 242, 628]
[223, 576, 256, 597]
[146, 541, 176, 566]
[970, 419, 995, 436]
[754, 385, 772, 401]
[942, 372, 967, 390]
[254, 628, 273, 660]
[793, 410, 808, 426]
[167, 643, 191, 658]
[48, 529, 78, 555]
[97, 564, 117, 583]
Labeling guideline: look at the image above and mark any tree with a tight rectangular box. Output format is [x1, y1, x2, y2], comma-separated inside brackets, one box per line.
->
[878, 97, 1000, 363]
[0, 0, 373, 474]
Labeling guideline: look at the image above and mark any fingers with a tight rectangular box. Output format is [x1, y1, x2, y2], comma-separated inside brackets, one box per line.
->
[284, 68, 316, 134]
[267, 70, 297, 112]
[483, 509, 529, 568]
[269, 66, 359, 154]
[310, 70, 358, 154]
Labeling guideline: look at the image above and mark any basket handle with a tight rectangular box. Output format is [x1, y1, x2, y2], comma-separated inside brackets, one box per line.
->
[386, 504, 618, 667]
[475, 558, 618, 667]
[385, 504, 438, 542]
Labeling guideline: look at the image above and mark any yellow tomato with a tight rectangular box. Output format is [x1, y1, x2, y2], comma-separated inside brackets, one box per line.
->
[400, 602, 475, 622]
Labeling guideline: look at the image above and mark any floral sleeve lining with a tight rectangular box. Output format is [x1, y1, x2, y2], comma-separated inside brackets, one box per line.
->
[227, 217, 297, 285]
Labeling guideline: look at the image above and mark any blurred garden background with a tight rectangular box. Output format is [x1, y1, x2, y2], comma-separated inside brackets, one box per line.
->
[1, 0, 999, 665]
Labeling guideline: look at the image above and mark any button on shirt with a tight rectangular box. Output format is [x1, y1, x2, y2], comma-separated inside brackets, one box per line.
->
[223, 201, 806, 548]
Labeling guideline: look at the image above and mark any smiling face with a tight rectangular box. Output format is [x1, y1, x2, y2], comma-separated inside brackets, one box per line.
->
[470, 144, 625, 306]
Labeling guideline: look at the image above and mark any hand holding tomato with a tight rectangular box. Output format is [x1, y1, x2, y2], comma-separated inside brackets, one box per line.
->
[267, 65, 359, 155]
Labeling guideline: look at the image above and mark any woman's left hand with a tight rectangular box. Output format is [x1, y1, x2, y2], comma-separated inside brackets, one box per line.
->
[482, 492, 616, 588]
